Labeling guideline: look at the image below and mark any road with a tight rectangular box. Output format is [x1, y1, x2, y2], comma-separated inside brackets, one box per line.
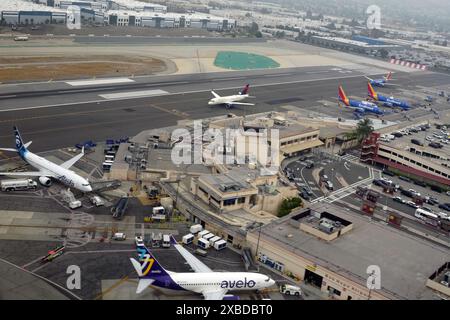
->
[0, 66, 450, 152]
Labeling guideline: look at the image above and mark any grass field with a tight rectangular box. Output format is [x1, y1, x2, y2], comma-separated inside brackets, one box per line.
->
[0, 55, 167, 82]
[214, 51, 280, 70]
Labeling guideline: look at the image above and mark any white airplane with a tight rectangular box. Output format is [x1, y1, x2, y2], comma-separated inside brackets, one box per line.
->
[208, 84, 255, 109]
[130, 236, 276, 300]
[0, 126, 92, 192]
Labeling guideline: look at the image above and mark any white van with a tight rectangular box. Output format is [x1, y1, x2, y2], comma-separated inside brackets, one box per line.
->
[197, 238, 210, 249]
[190, 224, 203, 234]
[213, 239, 227, 251]
[162, 234, 171, 248]
[209, 236, 221, 246]
[197, 230, 210, 239]
[182, 234, 194, 245]
[203, 233, 215, 242]
[112, 233, 126, 241]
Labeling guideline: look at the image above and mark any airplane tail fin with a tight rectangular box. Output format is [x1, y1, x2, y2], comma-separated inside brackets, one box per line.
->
[367, 82, 377, 99]
[338, 86, 349, 106]
[13, 126, 25, 151]
[132, 245, 169, 278]
[385, 72, 393, 81]
[239, 84, 250, 95]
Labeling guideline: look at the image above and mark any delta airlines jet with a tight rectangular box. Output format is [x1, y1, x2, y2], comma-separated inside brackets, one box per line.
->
[365, 72, 395, 87]
[338, 86, 383, 115]
[0, 126, 92, 192]
[367, 82, 411, 110]
[130, 236, 276, 300]
[208, 84, 255, 109]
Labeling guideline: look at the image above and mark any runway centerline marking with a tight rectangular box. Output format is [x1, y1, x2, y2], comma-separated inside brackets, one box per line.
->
[66, 78, 135, 86]
[99, 89, 169, 100]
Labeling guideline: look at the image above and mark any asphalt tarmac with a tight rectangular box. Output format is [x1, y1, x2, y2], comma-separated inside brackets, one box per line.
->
[0, 66, 449, 152]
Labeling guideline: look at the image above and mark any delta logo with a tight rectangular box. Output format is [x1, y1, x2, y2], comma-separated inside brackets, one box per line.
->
[220, 277, 256, 289]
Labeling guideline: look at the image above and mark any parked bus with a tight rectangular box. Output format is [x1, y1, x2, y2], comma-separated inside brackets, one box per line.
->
[415, 208, 439, 226]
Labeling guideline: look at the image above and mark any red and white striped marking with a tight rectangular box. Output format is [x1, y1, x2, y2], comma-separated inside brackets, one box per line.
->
[389, 59, 427, 70]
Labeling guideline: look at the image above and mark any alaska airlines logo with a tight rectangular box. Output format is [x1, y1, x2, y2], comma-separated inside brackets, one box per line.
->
[137, 247, 159, 276]
[58, 175, 75, 187]
[15, 136, 22, 149]
[220, 277, 256, 289]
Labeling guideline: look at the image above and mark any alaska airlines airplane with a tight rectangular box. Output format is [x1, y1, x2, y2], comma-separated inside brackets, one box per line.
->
[208, 84, 255, 109]
[0, 126, 92, 192]
[338, 86, 383, 115]
[367, 82, 411, 110]
[365, 72, 394, 87]
[130, 236, 276, 300]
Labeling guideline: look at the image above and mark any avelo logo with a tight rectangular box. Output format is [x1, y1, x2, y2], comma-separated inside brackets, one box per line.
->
[220, 277, 256, 289]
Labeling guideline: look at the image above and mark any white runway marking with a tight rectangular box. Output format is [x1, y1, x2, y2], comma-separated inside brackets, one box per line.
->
[99, 89, 169, 100]
[66, 78, 135, 86]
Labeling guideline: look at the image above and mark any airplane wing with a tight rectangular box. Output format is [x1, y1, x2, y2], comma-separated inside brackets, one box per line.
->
[230, 102, 255, 106]
[364, 76, 374, 81]
[202, 288, 228, 300]
[170, 236, 213, 273]
[60, 148, 84, 169]
[0, 171, 46, 177]
[0, 148, 18, 152]
[211, 91, 220, 98]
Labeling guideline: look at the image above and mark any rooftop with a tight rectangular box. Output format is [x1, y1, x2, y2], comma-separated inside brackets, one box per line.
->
[0, 0, 65, 12]
[253, 202, 450, 299]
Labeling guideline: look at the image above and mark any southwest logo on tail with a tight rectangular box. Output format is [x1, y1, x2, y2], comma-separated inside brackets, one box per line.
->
[385, 72, 393, 81]
[367, 82, 378, 100]
[239, 84, 250, 95]
[338, 86, 350, 106]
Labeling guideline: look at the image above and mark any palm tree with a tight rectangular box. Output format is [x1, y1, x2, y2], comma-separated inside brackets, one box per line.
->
[355, 119, 374, 142]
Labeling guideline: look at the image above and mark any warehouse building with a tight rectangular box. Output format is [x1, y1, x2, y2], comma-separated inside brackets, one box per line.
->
[107, 10, 235, 30]
[246, 203, 450, 300]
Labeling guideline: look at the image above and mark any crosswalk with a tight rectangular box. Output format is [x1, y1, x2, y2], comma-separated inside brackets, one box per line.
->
[340, 154, 360, 163]
[311, 167, 376, 204]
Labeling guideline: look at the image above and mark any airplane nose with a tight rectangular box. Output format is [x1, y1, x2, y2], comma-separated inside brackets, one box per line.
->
[85, 185, 93, 193]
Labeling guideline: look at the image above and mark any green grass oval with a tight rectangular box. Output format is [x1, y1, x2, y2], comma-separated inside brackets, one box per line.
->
[214, 51, 280, 70]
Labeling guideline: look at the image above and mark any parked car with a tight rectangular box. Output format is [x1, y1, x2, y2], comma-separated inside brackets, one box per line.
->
[413, 180, 427, 187]
[400, 189, 414, 198]
[399, 176, 412, 183]
[302, 187, 313, 196]
[382, 170, 395, 177]
[392, 132, 403, 138]
[135, 236, 145, 247]
[425, 197, 439, 206]
[393, 196, 406, 204]
[406, 201, 419, 209]
[426, 136, 435, 142]
[411, 139, 423, 146]
[299, 191, 311, 201]
[429, 142, 443, 149]
[439, 203, 450, 211]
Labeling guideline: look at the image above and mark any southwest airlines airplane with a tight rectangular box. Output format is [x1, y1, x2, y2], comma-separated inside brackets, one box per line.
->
[338, 86, 383, 115]
[367, 82, 411, 110]
[365, 72, 394, 87]
[208, 84, 255, 109]
[130, 236, 276, 300]
[0, 126, 92, 192]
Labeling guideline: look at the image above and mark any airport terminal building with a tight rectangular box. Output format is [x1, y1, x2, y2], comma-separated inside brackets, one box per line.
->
[246, 203, 450, 300]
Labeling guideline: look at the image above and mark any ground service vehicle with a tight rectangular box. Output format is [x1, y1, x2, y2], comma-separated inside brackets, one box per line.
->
[280, 284, 302, 296]
[1, 179, 37, 192]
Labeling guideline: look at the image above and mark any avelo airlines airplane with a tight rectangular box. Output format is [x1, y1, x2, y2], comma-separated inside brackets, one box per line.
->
[208, 84, 255, 109]
[0, 126, 92, 192]
[130, 236, 276, 300]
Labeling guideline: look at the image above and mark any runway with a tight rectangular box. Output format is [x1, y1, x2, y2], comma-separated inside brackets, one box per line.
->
[0, 66, 450, 152]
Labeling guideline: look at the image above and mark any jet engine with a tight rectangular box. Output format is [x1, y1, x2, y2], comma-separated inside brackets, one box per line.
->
[38, 176, 52, 187]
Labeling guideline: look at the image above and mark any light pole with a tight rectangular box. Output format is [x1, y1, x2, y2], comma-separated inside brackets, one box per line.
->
[255, 224, 262, 263]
